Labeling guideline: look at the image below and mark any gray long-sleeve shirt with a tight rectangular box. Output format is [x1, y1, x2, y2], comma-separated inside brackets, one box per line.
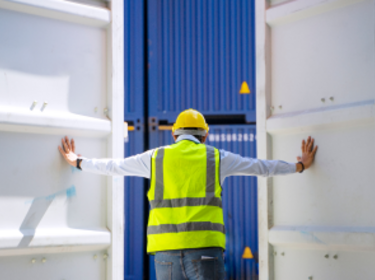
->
[81, 134, 296, 184]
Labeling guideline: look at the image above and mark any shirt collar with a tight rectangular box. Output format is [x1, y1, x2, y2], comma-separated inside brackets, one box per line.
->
[176, 134, 200, 144]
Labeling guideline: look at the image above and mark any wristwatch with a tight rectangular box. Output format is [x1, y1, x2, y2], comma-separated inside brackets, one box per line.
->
[298, 161, 305, 173]
[76, 158, 83, 170]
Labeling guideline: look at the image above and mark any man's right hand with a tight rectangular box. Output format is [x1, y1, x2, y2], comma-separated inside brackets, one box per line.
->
[296, 136, 318, 172]
[58, 136, 81, 168]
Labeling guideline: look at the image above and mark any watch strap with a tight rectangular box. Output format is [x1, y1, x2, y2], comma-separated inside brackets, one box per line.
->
[298, 161, 305, 173]
[77, 158, 83, 170]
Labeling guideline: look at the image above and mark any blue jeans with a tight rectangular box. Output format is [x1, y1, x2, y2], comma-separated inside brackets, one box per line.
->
[154, 247, 225, 280]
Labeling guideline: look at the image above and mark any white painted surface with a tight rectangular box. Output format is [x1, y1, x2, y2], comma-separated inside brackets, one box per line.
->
[256, 0, 375, 279]
[105, 0, 124, 278]
[0, 0, 110, 27]
[273, 248, 375, 280]
[0, 2, 123, 279]
[271, 0, 374, 114]
[67, 0, 108, 8]
[1, 251, 107, 279]
[269, 0, 290, 6]
[267, 0, 366, 26]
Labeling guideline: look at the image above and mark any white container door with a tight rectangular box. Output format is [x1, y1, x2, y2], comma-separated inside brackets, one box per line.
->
[0, 1, 124, 279]
[256, 0, 375, 279]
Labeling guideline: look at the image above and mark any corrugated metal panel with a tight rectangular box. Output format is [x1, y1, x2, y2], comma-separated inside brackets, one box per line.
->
[206, 125, 258, 280]
[148, 125, 258, 280]
[123, 1, 146, 277]
[124, 0, 145, 124]
[147, 0, 256, 123]
[149, 255, 157, 280]
[124, 130, 146, 280]
[147, 130, 173, 280]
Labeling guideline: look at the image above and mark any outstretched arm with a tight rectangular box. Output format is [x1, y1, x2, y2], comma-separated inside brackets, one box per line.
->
[58, 136, 152, 178]
[220, 136, 318, 181]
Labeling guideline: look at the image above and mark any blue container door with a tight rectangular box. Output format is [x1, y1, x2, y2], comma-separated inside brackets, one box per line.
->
[147, 0, 256, 123]
[124, 0, 146, 279]
[125, 0, 145, 125]
[148, 129, 175, 280]
[206, 125, 258, 280]
[148, 125, 258, 280]
[124, 130, 146, 280]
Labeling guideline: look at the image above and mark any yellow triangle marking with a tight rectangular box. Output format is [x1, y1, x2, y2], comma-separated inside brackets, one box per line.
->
[242, 246, 254, 259]
[239, 81, 251, 94]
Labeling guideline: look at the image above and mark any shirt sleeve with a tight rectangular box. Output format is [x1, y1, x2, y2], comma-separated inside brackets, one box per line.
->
[220, 149, 296, 182]
[80, 149, 154, 178]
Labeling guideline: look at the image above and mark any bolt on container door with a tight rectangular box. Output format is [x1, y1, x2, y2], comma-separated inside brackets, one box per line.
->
[147, 0, 256, 123]
[0, 2, 124, 280]
[148, 125, 258, 280]
[256, 0, 375, 279]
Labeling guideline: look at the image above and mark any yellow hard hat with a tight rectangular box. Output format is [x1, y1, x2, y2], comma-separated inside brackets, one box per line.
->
[172, 109, 209, 134]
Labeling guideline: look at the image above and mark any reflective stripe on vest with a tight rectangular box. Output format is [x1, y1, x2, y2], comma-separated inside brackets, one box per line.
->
[147, 222, 225, 235]
[147, 140, 225, 253]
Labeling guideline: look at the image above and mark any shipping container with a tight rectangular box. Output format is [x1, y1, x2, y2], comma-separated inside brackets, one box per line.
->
[124, 129, 146, 280]
[125, 1, 259, 278]
[148, 125, 258, 280]
[256, 0, 375, 279]
[147, 0, 256, 124]
[0, 2, 124, 280]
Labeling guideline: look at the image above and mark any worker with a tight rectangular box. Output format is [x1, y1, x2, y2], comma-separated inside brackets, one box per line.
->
[58, 109, 317, 280]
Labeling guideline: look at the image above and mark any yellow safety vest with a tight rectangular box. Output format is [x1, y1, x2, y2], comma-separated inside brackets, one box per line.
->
[147, 140, 225, 253]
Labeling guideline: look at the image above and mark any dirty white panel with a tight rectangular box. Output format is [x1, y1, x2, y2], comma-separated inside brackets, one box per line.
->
[0, 132, 107, 232]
